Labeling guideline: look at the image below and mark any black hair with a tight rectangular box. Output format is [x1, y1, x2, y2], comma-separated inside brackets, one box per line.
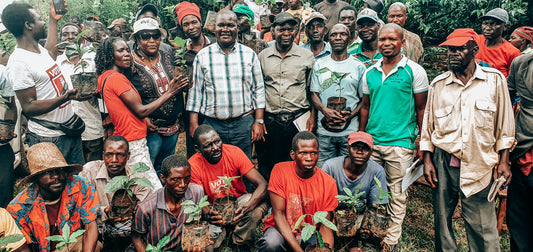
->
[338, 5, 357, 20]
[104, 135, 129, 152]
[1, 3, 34, 38]
[291, 131, 318, 151]
[381, 23, 404, 40]
[95, 36, 132, 76]
[161, 155, 190, 177]
[193, 125, 217, 146]
[60, 23, 82, 39]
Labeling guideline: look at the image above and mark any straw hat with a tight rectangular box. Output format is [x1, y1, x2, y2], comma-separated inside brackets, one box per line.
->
[18, 142, 83, 186]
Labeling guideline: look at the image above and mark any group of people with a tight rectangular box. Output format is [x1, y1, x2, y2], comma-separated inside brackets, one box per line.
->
[0, 0, 532, 251]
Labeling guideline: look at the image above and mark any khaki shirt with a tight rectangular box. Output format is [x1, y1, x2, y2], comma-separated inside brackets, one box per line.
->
[403, 29, 424, 63]
[258, 44, 315, 114]
[80, 160, 153, 222]
[420, 65, 515, 197]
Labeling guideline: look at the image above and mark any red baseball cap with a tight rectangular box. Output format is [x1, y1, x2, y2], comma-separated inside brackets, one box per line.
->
[347, 131, 374, 149]
[439, 28, 480, 47]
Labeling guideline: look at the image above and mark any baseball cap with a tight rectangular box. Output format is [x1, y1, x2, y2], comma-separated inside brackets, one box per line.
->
[356, 8, 379, 25]
[136, 3, 159, 21]
[107, 18, 126, 30]
[438, 28, 480, 47]
[272, 12, 300, 27]
[234, 4, 255, 21]
[347, 131, 374, 149]
[303, 11, 327, 26]
[480, 8, 509, 24]
[132, 18, 166, 36]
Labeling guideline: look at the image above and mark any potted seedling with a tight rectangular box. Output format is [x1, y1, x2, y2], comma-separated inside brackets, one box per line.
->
[104, 162, 154, 220]
[181, 195, 211, 251]
[46, 225, 85, 252]
[316, 67, 350, 114]
[145, 235, 170, 252]
[57, 29, 98, 100]
[213, 175, 240, 225]
[334, 185, 365, 237]
[360, 177, 392, 239]
[173, 36, 194, 81]
[0, 97, 16, 142]
[292, 211, 338, 252]
[0, 234, 24, 252]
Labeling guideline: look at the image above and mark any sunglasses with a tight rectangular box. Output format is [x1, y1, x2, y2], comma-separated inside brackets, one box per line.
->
[139, 32, 161, 41]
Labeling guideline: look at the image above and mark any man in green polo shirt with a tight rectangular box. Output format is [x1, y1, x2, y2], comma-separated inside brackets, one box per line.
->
[359, 23, 428, 252]
[352, 8, 382, 68]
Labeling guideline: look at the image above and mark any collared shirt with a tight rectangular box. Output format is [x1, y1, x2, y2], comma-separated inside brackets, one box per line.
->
[56, 52, 104, 141]
[347, 37, 362, 56]
[352, 42, 383, 68]
[7, 176, 99, 252]
[132, 185, 205, 251]
[186, 42, 265, 119]
[0, 208, 26, 250]
[302, 41, 332, 60]
[258, 44, 315, 114]
[522, 46, 533, 55]
[403, 29, 424, 63]
[363, 56, 428, 149]
[420, 65, 516, 197]
[80, 160, 153, 223]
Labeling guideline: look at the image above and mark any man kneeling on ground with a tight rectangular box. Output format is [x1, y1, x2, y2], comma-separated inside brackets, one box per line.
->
[258, 131, 338, 252]
[189, 125, 268, 251]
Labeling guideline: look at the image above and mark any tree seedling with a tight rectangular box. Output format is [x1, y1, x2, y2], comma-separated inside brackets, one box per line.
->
[292, 211, 338, 249]
[46, 225, 85, 252]
[173, 36, 191, 66]
[0, 234, 25, 252]
[315, 67, 350, 103]
[217, 176, 240, 199]
[182, 195, 210, 224]
[145, 235, 170, 252]
[104, 162, 154, 199]
[335, 185, 365, 213]
[374, 176, 392, 209]
[56, 30, 95, 73]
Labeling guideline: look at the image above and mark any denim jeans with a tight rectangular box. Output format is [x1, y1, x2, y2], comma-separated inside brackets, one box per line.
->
[26, 131, 85, 165]
[203, 114, 254, 160]
[317, 134, 349, 168]
[146, 133, 179, 175]
[257, 226, 318, 252]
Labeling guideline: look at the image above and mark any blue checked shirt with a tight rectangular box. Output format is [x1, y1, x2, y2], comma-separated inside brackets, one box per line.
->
[186, 42, 266, 119]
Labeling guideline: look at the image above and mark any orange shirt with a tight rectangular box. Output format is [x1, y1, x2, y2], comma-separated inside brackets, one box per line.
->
[189, 144, 253, 203]
[476, 36, 522, 77]
[264, 161, 338, 233]
[98, 70, 146, 141]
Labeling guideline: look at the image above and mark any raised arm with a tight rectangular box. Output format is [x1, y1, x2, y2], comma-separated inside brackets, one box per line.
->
[45, 0, 64, 60]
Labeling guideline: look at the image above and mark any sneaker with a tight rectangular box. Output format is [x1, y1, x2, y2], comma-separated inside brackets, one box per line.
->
[380, 242, 397, 252]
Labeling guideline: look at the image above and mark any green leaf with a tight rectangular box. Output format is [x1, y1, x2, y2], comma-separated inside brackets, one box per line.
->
[300, 224, 316, 242]
[181, 200, 196, 206]
[56, 241, 67, 250]
[313, 211, 337, 232]
[156, 235, 171, 250]
[76, 30, 91, 44]
[145, 243, 157, 252]
[316, 231, 324, 248]
[343, 187, 353, 197]
[127, 178, 154, 189]
[315, 67, 330, 74]
[173, 37, 187, 48]
[291, 214, 307, 231]
[332, 72, 342, 79]
[320, 78, 335, 91]
[104, 176, 128, 193]
[61, 225, 70, 242]
[132, 162, 151, 174]
[70, 229, 85, 240]
[46, 235, 64, 242]
[0, 234, 24, 247]
[127, 189, 134, 197]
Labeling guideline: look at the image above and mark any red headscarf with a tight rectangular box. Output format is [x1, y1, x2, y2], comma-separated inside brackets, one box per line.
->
[512, 26, 533, 42]
[175, 1, 201, 26]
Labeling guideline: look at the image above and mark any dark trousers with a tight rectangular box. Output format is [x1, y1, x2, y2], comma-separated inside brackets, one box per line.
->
[82, 138, 103, 162]
[507, 160, 533, 252]
[255, 115, 299, 181]
[26, 131, 85, 165]
[203, 114, 254, 159]
[0, 144, 15, 207]
[432, 148, 499, 252]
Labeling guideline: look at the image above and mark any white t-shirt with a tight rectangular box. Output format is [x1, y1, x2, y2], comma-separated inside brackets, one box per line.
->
[7, 45, 74, 137]
[57, 52, 103, 141]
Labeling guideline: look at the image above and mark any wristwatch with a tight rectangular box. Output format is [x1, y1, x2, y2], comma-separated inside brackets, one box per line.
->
[255, 119, 264, 124]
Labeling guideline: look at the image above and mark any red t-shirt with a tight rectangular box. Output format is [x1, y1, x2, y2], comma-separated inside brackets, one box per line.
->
[98, 70, 147, 141]
[263, 161, 338, 233]
[475, 36, 522, 77]
[189, 144, 253, 203]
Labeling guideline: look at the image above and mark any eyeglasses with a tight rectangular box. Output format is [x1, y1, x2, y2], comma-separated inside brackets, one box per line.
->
[139, 32, 161, 41]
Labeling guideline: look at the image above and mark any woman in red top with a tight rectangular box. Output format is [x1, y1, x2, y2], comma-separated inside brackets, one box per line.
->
[95, 36, 188, 190]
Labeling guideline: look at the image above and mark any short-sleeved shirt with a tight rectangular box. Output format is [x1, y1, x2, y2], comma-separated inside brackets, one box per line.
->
[302, 42, 332, 60]
[310, 56, 366, 136]
[7, 45, 74, 137]
[132, 184, 205, 251]
[352, 43, 383, 68]
[322, 156, 388, 205]
[347, 37, 362, 56]
[263, 161, 338, 233]
[313, 0, 350, 31]
[258, 44, 315, 114]
[0, 65, 15, 98]
[403, 29, 424, 63]
[0, 208, 26, 250]
[362, 56, 429, 149]
[98, 70, 146, 142]
[189, 144, 253, 202]
[476, 36, 522, 77]
[7, 176, 99, 252]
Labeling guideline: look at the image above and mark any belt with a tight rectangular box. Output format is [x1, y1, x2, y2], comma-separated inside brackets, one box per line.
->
[208, 111, 253, 124]
[265, 109, 308, 123]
